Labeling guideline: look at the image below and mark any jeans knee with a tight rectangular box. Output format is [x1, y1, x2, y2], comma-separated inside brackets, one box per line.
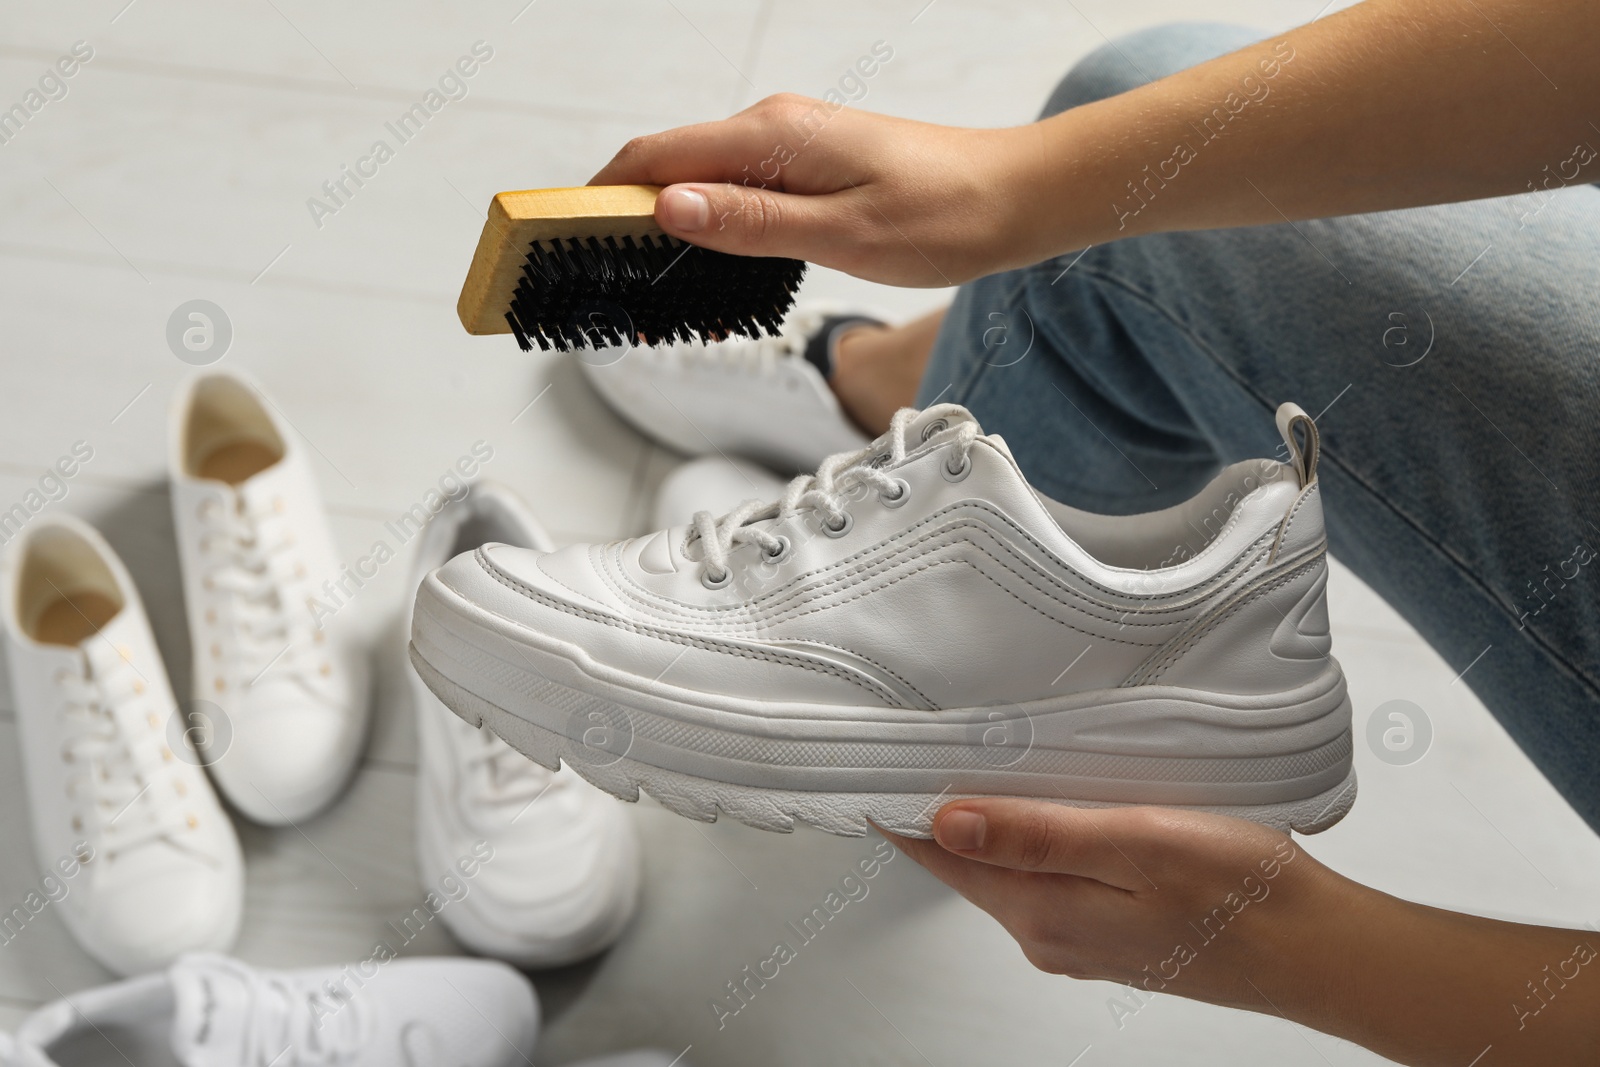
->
[1039, 23, 1264, 120]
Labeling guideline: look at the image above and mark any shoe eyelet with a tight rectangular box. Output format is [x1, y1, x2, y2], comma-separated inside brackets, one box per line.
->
[701, 566, 733, 590]
[942, 453, 972, 482]
[822, 512, 854, 538]
[920, 418, 949, 442]
[879, 478, 911, 509]
[761, 535, 792, 564]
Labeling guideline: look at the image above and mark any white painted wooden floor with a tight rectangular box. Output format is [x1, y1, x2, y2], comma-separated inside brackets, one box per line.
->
[2, 1, 1598, 1064]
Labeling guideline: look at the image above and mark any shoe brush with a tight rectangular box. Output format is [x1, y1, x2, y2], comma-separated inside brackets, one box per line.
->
[456, 185, 807, 352]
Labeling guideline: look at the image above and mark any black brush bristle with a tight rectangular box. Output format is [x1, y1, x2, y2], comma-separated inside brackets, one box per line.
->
[504, 235, 806, 352]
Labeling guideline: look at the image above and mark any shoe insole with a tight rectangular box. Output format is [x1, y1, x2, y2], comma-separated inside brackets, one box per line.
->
[33, 591, 120, 647]
[197, 440, 280, 485]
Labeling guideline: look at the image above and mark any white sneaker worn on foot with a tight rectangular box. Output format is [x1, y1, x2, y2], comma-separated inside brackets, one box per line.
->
[169, 371, 371, 825]
[410, 403, 1355, 839]
[652, 456, 787, 531]
[578, 305, 876, 473]
[0, 517, 242, 976]
[13, 952, 538, 1067]
[410, 482, 641, 967]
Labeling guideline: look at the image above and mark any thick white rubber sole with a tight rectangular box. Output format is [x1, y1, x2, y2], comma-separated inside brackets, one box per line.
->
[411, 578, 1357, 839]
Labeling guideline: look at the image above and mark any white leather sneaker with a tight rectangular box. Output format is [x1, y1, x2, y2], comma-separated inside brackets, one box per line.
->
[0, 516, 242, 976]
[411, 403, 1354, 838]
[169, 371, 370, 825]
[410, 482, 641, 967]
[653, 456, 788, 531]
[578, 305, 875, 473]
[13, 952, 538, 1067]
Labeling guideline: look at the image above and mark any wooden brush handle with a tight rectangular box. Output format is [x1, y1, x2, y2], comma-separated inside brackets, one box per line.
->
[493, 184, 662, 229]
[458, 184, 663, 335]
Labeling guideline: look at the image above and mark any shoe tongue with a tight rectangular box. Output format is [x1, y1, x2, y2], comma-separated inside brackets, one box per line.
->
[84, 608, 141, 658]
[235, 459, 294, 512]
[168, 956, 255, 1067]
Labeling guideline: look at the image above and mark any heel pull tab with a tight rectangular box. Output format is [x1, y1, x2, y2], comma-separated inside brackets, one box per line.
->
[1276, 402, 1320, 489]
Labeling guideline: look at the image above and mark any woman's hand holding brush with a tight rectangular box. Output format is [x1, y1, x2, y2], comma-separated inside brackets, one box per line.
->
[590, 94, 1039, 288]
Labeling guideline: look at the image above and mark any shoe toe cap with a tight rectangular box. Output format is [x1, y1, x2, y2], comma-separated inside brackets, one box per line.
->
[434, 542, 618, 616]
[387, 958, 539, 1064]
[75, 851, 240, 974]
[430, 788, 641, 966]
[214, 689, 366, 823]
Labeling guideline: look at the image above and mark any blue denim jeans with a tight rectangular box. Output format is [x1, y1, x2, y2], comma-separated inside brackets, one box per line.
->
[918, 24, 1600, 830]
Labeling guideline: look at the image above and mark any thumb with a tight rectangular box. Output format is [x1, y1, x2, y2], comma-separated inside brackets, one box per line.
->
[932, 799, 1159, 890]
[654, 182, 846, 263]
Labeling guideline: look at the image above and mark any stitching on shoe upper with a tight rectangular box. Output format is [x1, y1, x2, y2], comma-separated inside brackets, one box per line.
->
[603, 503, 1276, 631]
[771, 554, 1153, 647]
[472, 500, 1289, 701]
[593, 526, 1163, 648]
[619, 522, 1271, 645]
[503, 542, 939, 703]
[810, 501, 1239, 603]
[1127, 552, 1328, 686]
[1269, 482, 1320, 563]
[586, 539, 940, 701]
[759, 636, 937, 707]
[515, 542, 616, 610]
[473, 548, 918, 708]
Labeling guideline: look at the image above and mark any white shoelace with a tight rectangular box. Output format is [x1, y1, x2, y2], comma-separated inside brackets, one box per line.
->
[244, 970, 369, 1066]
[57, 645, 192, 859]
[198, 498, 319, 686]
[687, 408, 979, 585]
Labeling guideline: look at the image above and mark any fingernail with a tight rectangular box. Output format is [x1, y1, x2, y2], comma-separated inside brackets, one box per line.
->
[659, 186, 709, 232]
[936, 810, 986, 852]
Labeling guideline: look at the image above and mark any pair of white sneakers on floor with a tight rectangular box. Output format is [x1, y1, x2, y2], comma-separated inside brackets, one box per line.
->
[2, 369, 639, 974]
[3, 952, 684, 1067]
[1, 371, 368, 974]
[410, 307, 1356, 839]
